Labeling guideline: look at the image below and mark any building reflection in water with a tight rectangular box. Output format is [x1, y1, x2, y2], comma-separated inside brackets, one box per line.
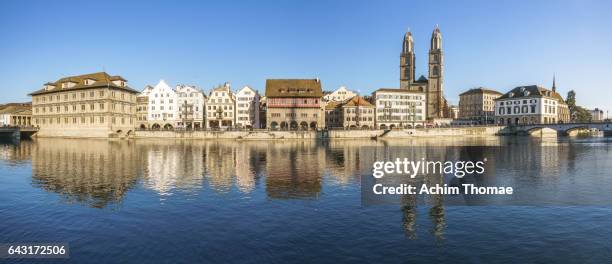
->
[265, 141, 325, 199]
[30, 138, 139, 208]
[16, 136, 586, 239]
[203, 141, 238, 193]
[137, 140, 205, 195]
[0, 139, 32, 165]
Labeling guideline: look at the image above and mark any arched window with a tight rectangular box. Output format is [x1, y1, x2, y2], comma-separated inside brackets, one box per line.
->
[433, 66, 439, 76]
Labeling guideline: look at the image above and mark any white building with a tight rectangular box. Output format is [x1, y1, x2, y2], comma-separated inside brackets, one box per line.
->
[323, 86, 358, 102]
[590, 108, 605, 122]
[494, 85, 569, 125]
[373, 88, 426, 128]
[206, 82, 235, 129]
[235, 86, 260, 128]
[148, 80, 178, 129]
[176, 84, 206, 129]
[0, 103, 32, 127]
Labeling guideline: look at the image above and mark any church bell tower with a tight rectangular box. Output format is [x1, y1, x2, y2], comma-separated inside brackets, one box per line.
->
[427, 25, 444, 119]
[400, 30, 415, 90]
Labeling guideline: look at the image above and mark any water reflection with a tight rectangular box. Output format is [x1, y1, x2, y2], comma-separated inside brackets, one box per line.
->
[1, 136, 610, 242]
[0, 139, 32, 165]
[138, 141, 205, 195]
[30, 138, 138, 208]
[266, 141, 325, 199]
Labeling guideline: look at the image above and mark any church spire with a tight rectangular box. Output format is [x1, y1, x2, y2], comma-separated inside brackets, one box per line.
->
[402, 30, 414, 53]
[552, 74, 557, 92]
[430, 25, 442, 50]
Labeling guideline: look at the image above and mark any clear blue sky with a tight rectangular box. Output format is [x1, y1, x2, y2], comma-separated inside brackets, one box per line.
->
[1, 0, 610, 113]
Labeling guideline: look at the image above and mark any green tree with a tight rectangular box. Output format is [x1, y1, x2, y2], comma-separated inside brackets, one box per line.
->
[566, 90, 592, 122]
[574, 106, 593, 122]
[566, 90, 576, 110]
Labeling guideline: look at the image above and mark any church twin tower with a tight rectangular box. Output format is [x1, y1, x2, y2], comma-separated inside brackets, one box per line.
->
[399, 26, 446, 119]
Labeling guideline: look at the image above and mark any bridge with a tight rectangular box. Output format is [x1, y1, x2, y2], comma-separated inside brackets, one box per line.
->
[508, 122, 612, 136]
[0, 126, 39, 140]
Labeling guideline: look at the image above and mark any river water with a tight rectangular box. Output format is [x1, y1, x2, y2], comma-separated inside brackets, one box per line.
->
[1, 137, 611, 263]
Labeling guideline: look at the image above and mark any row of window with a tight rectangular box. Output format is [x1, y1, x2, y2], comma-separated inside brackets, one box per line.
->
[269, 113, 319, 118]
[378, 101, 423, 107]
[345, 108, 374, 114]
[34, 116, 132, 125]
[35, 90, 133, 103]
[150, 105, 173, 111]
[150, 113, 174, 118]
[499, 99, 557, 106]
[151, 99, 174, 104]
[208, 105, 233, 111]
[237, 97, 255, 101]
[377, 116, 424, 121]
[498, 105, 558, 115]
[268, 98, 320, 105]
[34, 103, 131, 114]
[346, 117, 373, 122]
[208, 98, 233, 104]
[379, 108, 423, 114]
[178, 93, 199, 97]
[208, 112, 233, 117]
[376, 95, 424, 100]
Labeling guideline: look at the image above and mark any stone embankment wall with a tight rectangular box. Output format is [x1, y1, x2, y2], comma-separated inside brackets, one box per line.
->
[34, 126, 508, 140]
[327, 130, 385, 139]
[135, 126, 503, 140]
[135, 130, 318, 140]
[383, 126, 503, 138]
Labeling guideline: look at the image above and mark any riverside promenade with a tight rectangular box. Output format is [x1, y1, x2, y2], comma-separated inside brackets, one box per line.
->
[133, 126, 505, 140]
[26, 123, 611, 140]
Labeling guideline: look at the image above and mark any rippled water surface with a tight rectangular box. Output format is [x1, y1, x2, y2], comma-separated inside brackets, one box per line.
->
[1, 137, 612, 263]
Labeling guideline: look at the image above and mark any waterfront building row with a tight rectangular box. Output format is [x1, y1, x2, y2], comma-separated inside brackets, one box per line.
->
[456, 77, 571, 125]
[136, 80, 260, 130]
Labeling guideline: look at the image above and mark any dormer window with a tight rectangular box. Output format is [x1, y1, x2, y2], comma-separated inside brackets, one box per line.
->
[44, 84, 56, 91]
[508, 92, 514, 98]
[112, 80, 126, 87]
[62, 81, 76, 88]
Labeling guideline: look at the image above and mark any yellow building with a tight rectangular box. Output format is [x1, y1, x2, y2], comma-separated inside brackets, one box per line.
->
[458, 87, 502, 124]
[29, 72, 138, 138]
[325, 96, 375, 129]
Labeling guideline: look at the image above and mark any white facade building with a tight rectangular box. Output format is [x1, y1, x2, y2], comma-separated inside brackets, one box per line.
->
[373, 88, 426, 128]
[494, 85, 569, 125]
[176, 84, 206, 129]
[235, 86, 260, 128]
[206, 82, 235, 129]
[590, 108, 605, 122]
[148, 80, 178, 129]
[323, 86, 357, 102]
